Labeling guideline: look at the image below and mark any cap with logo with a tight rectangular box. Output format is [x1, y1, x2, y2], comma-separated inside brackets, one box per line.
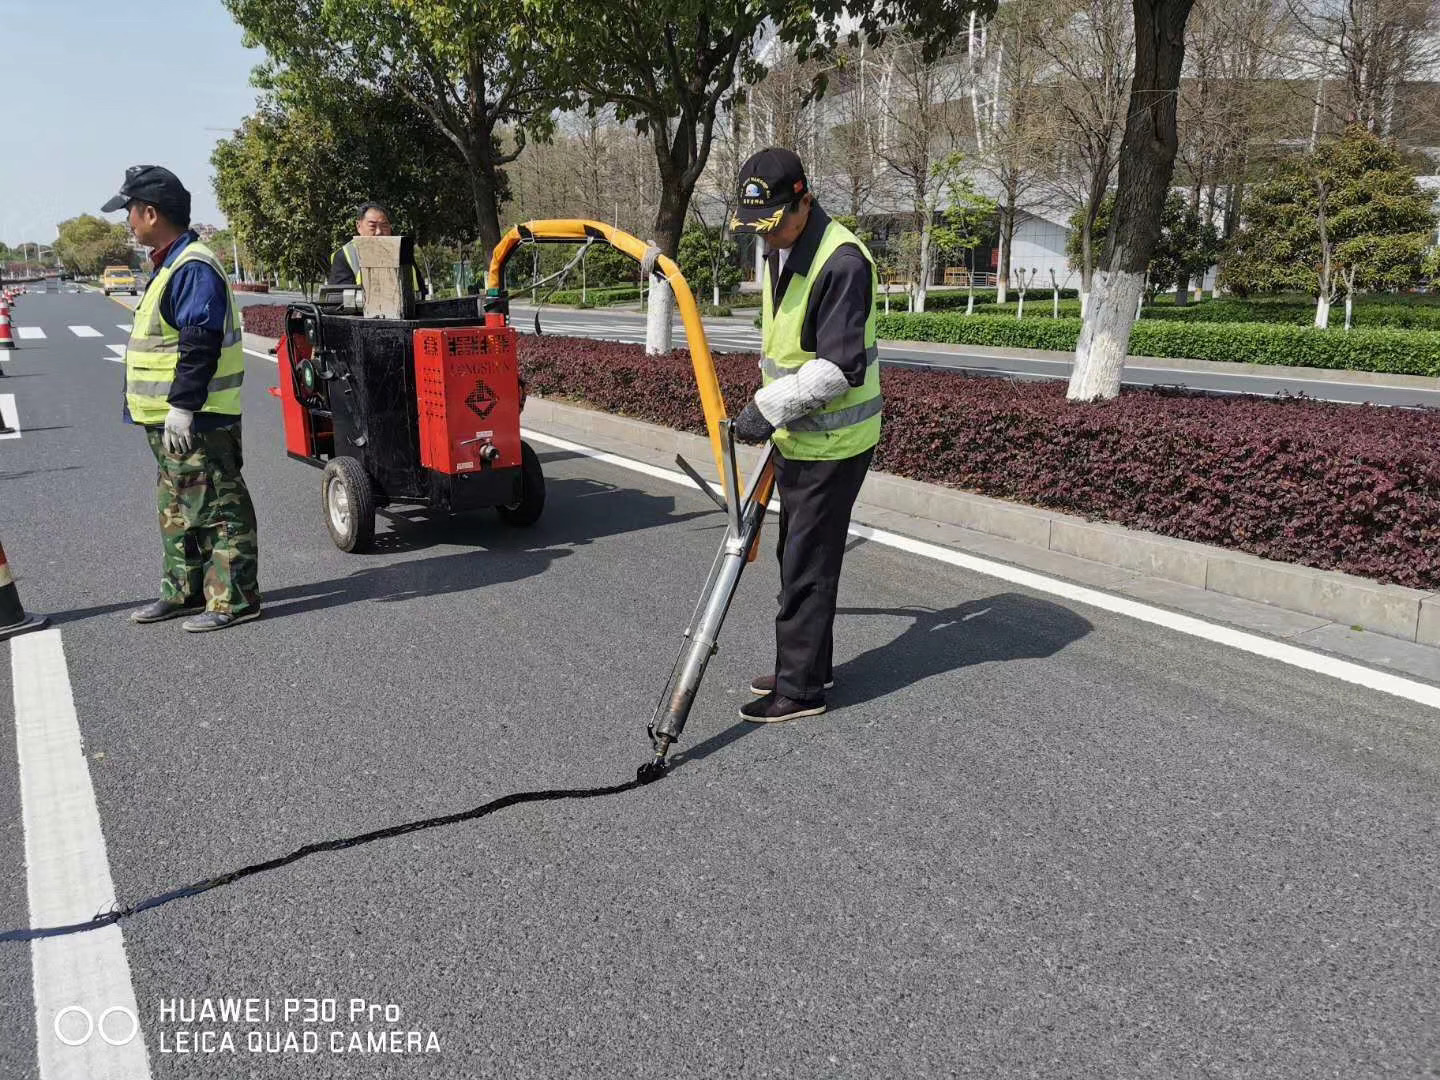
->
[731, 147, 808, 234]
[101, 165, 191, 222]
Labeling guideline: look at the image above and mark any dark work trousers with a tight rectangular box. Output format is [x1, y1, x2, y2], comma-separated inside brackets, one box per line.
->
[772, 447, 875, 700]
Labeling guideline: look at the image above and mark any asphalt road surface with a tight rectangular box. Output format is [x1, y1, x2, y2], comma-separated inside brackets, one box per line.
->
[1, 289, 1438, 1079]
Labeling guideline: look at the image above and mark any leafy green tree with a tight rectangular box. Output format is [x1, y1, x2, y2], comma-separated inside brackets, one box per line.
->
[523, 0, 990, 348]
[1220, 127, 1437, 325]
[55, 215, 134, 275]
[678, 223, 740, 303]
[225, 0, 562, 268]
[1071, 192, 1221, 303]
[212, 104, 352, 286]
[932, 174, 998, 314]
[212, 88, 475, 288]
[584, 243, 639, 288]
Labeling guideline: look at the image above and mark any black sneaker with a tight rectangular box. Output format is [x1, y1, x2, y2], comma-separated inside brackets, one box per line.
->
[130, 598, 203, 624]
[181, 609, 262, 633]
[740, 692, 827, 724]
[749, 674, 834, 696]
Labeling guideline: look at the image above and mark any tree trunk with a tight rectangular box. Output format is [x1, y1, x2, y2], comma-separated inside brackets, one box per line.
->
[467, 151, 504, 278]
[1314, 292, 1330, 328]
[645, 151, 696, 354]
[1069, 0, 1196, 402]
[996, 190, 1017, 304]
[915, 215, 932, 314]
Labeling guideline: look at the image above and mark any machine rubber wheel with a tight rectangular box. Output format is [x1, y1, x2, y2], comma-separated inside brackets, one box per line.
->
[322, 457, 377, 552]
[497, 441, 545, 527]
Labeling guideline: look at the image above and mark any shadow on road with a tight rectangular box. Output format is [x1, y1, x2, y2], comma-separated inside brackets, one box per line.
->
[263, 474, 716, 619]
[832, 593, 1093, 707]
[366, 472, 715, 555]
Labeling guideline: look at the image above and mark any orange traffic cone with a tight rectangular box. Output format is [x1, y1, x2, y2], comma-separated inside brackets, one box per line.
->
[0, 541, 47, 641]
[0, 303, 14, 354]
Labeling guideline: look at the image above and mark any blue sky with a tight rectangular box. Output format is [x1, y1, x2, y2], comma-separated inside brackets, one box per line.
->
[0, 0, 263, 245]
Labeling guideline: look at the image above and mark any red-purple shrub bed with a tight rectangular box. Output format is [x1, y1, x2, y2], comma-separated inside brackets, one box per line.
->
[241, 303, 287, 340]
[517, 335, 1440, 589]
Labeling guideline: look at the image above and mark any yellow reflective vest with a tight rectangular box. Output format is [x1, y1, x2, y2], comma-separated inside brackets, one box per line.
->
[125, 240, 243, 424]
[760, 218, 882, 460]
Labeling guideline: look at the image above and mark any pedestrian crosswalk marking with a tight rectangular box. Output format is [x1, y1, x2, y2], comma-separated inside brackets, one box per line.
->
[15, 326, 44, 340]
[106, 353, 124, 364]
[117, 323, 133, 332]
[68, 325, 102, 338]
[107, 344, 126, 356]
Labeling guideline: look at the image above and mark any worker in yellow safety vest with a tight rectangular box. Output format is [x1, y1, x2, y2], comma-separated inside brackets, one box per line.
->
[728, 147, 882, 724]
[327, 201, 425, 297]
[102, 165, 261, 632]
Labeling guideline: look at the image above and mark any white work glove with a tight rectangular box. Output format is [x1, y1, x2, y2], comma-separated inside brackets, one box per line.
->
[162, 406, 195, 455]
[753, 357, 852, 427]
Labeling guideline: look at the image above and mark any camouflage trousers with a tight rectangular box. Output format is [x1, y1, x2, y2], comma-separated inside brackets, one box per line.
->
[145, 422, 261, 615]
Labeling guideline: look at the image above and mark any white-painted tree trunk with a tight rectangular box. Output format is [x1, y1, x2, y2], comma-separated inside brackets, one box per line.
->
[1344, 291, 1353, 330]
[967, 284, 975, 315]
[646, 277, 674, 354]
[914, 224, 931, 314]
[713, 282, 721, 307]
[1067, 269, 1145, 401]
[1079, 290, 1089, 318]
[995, 230, 1008, 304]
[1314, 293, 1330, 329]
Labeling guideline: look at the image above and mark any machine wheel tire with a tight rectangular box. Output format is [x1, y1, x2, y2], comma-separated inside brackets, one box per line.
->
[497, 442, 545, 527]
[322, 457, 377, 552]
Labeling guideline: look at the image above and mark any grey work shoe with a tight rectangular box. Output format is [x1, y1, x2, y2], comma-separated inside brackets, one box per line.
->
[181, 609, 262, 633]
[130, 598, 203, 624]
[740, 692, 827, 724]
[749, 673, 834, 696]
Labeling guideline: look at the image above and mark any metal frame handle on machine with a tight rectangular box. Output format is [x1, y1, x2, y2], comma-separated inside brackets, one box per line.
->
[487, 220, 777, 775]
[486, 219, 767, 501]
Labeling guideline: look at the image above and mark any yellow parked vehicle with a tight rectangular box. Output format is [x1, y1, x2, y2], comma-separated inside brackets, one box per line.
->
[101, 265, 138, 296]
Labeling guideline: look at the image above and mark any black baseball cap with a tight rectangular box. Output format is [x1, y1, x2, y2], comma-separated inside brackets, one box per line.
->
[731, 147, 808, 234]
[101, 165, 191, 221]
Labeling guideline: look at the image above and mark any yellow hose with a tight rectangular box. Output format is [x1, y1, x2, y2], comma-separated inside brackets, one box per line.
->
[487, 219, 735, 486]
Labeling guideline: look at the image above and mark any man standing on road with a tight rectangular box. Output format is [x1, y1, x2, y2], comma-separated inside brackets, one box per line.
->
[103, 165, 261, 632]
[727, 148, 882, 724]
[327, 201, 426, 297]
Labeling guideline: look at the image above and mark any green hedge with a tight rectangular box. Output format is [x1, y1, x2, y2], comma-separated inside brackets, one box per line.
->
[541, 285, 641, 306]
[1141, 297, 1440, 330]
[874, 313, 1440, 376]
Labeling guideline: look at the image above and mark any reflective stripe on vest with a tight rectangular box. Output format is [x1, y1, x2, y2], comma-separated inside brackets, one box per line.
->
[761, 344, 877, 382]
[760, 219, 882, 461]
[125, 240, 244, 424]
[342, 240, 420, 292]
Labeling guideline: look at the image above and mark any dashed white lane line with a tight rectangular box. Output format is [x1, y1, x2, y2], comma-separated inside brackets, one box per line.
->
[0, 394, 21, 438]
[106, 345, 125, 357]
[243, 347, 276, 364]
[67, 326, 102, 338]
[521, 427, 1440, 714]
[16, 327, 45, 340]
[116, 324, 132, 333]
[12, 629, 152, 1078]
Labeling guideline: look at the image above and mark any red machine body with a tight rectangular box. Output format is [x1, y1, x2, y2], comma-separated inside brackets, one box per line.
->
[412, 326, 523, 476]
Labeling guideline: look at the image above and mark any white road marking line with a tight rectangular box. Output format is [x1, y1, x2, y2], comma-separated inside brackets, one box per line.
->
[106, 345, 126, 357]
[67, 326, 101, 338]
[105, 354, 123, 365]
[116, 324, 132, 333]
[243, 347, 276, 364]
[522, 427, 1440, 713]
[16, 327, 45, 340]
[0, 394, 21, 438]
[12, 630, 152, 1079]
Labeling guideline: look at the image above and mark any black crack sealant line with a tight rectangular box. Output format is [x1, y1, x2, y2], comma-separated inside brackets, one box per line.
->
[0, 425, 775, 944]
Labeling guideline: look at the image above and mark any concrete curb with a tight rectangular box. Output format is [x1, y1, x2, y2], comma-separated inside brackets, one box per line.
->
[523, 396, 1438, 647]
